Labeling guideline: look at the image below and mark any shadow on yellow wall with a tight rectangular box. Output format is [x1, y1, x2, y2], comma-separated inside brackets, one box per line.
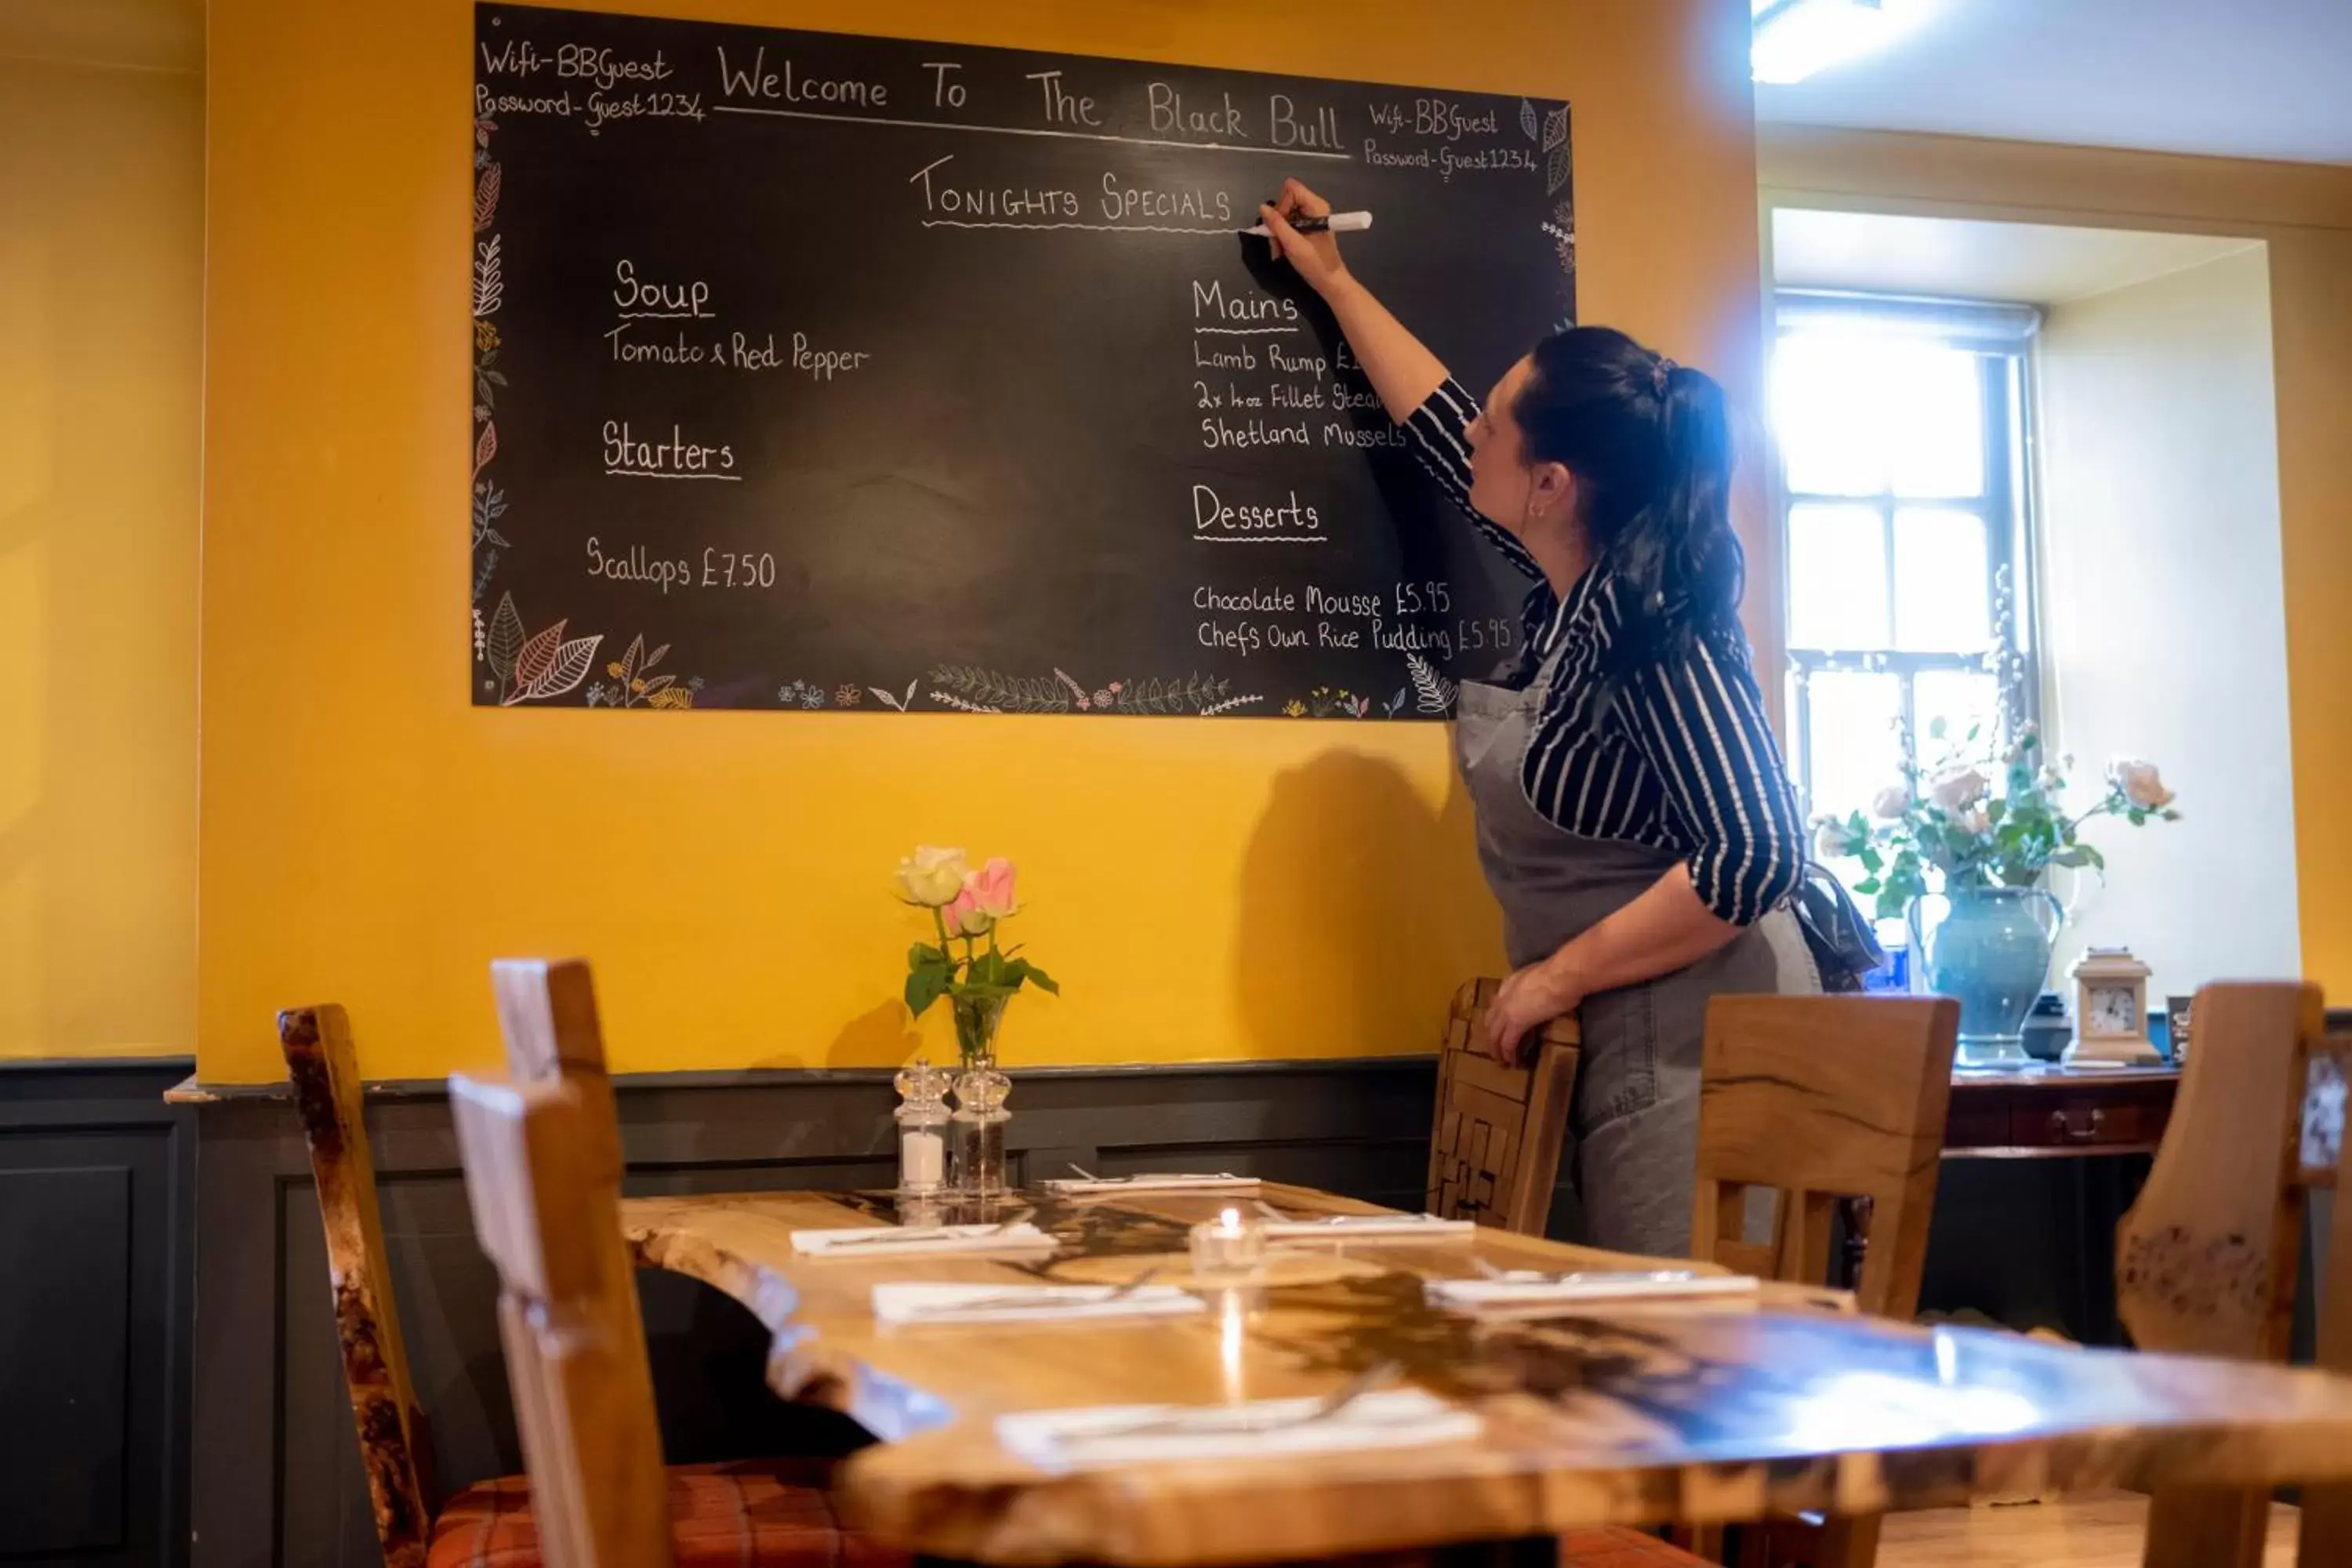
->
[1234, 749, 1499, 1059]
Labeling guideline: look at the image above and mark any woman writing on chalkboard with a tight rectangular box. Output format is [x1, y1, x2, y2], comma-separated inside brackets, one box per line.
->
[1258, 179, 1820, 1258]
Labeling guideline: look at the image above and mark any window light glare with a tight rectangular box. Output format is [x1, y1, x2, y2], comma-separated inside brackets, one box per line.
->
[1752, 0, 1921, 85]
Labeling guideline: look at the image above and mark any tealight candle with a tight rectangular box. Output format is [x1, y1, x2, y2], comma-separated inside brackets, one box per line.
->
[1188, 1205, 1266, 1279]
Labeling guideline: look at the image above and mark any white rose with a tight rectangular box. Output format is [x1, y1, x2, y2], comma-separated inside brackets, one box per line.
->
[894, 845, 969, 906]
[2111, 760, 2176, 811]
[1813, 818, 1849, 861]
[1929, 768, 1988, 813]
[1871, 785, 1911, 820]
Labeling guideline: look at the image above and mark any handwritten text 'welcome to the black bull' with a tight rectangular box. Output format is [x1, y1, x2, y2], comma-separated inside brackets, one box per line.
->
[478, 36, 1507, 148]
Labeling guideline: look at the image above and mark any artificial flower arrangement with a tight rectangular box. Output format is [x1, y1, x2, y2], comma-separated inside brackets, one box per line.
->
[894, 847, 1058, 1066]
[1814, 717, 2180, 921]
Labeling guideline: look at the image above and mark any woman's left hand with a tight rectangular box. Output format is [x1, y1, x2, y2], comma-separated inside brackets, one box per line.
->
[1483, 956, 1585, 1065]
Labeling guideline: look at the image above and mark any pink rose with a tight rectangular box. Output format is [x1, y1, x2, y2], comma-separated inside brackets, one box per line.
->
[967, 857, 1018, 918]
[943, 885, 992, 937]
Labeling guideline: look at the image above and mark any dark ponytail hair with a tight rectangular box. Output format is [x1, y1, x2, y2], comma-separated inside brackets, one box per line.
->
[1510, 326, 1744, 683]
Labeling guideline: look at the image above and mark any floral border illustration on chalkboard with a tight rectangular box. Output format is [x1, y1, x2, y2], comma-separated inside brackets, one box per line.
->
[1520, 96, 1577, 303]
[585, 635, 699, 710]
[470, 114, 506, 612]
[481, 592, 602, 706]
[926, 666, 1262, 717]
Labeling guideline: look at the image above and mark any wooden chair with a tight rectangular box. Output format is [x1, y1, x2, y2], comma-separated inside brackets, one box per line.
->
[281, 1002, 898, 1568]
[1686, 994, 1962, 1568]
[1427, 978, 1581, 1232]
[2114, 982, 2351, 1568]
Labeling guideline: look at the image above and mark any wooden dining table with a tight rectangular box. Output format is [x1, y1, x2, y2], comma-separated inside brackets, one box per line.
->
[620, 1181, 2352, 1566]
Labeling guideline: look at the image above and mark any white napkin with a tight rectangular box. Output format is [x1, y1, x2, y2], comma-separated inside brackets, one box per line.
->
[1040, 1173, 1261, 1195]
[789, 1222, 1058, 1258]
[1260, 1213, 1475, 1241]
[996, 1388, 1479, 1470]
[873, 1281, 1206, 1326]
[1426, 1270, 1760, 1314]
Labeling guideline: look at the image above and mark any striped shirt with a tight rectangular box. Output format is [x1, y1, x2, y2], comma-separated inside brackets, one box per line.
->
[1404, 378, 1803, 927]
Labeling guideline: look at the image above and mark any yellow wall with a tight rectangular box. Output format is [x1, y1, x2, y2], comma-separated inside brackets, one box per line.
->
[1760, 129, 2352, 994]
[198, 0, 1764, 1081]
[0, 51, 202, 1058]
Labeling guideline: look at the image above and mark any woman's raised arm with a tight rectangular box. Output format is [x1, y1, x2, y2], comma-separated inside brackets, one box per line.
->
[1258, 178, 1450, 423]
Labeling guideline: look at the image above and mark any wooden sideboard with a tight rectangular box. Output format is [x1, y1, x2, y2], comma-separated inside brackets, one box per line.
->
[1944, 1062, 2181, 1158]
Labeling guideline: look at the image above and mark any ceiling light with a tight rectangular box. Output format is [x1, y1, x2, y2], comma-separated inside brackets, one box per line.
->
[1752, 0, 1926, 85]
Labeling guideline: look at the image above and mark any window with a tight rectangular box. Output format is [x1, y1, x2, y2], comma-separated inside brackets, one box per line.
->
[1770, 294, 2037, 841]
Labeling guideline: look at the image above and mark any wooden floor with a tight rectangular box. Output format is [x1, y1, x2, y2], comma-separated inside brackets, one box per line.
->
[1878, 1492, 2298, 1566]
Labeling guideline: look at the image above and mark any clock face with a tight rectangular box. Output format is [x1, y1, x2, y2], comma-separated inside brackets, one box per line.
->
[2086, 985, 2140, 1036]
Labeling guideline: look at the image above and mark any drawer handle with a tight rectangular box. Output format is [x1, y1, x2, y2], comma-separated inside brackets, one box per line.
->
[2049, 1108, 2107, 1141]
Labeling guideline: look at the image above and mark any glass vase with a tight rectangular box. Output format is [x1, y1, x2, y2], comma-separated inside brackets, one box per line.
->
[951, 993, 1006, 1070]
[1911, 886, 2065, 1067]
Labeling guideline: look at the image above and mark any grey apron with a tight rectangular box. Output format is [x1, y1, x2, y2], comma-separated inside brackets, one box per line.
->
[1454, 636, 1815, 1258]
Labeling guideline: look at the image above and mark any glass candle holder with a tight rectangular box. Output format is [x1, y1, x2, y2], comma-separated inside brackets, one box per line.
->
[1188, 1206, 1266, 1279]
[893, 1058, 951, 1196]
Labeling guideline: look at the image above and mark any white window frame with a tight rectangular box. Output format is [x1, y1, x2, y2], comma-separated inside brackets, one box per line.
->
[1774, 290, 2043, 822]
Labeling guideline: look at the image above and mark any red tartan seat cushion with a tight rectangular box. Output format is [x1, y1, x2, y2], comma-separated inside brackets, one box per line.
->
[426, 1457, 910, 1568]
[1560, 1527, 1711, 1566]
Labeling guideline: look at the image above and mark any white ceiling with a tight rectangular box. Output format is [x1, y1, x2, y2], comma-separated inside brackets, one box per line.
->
[1755, 0, 2352, 167]
[1772, 209, 2263, 306]
[0, 0, 201, 73]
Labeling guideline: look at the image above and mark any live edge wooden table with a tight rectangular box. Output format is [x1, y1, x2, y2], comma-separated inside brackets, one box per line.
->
[619, 1181, 2352, 1566]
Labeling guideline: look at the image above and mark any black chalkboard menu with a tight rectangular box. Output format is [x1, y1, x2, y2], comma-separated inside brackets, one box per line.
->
[470, 3, 1573, 716]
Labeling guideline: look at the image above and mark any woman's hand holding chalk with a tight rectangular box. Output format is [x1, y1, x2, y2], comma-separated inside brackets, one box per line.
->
[1240, 210, 1373, 238]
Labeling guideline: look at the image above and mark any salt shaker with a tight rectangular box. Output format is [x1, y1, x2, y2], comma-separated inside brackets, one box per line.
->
[893, 1058, 950, 1196]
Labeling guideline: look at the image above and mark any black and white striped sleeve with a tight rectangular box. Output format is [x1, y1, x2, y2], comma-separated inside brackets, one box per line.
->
[1401, 379, 1542, 582]
[1621, 636, 1805, 926]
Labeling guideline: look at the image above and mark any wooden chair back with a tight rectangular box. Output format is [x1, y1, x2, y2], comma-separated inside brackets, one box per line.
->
[1685, 995, 1959, 1568]
[279, 1004, 436, 1568]
[1691, 995, 1960, 1319]
[1426, 978, 1581, 1233]
[451, 1070, 675, 1568]
[2113, 982, 2350, 1568]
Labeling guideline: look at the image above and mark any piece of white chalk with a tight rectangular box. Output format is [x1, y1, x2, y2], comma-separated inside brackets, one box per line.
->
[1240, 210, 1374, 238]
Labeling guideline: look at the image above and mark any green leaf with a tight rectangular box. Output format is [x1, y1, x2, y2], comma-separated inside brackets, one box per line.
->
[1857, 847, 1883, 873]
[1018, 961, 1060, 996]
[1853, 877, 1882, 895]
[908, 942, 949, 970]
[904, 962, 952, 1017]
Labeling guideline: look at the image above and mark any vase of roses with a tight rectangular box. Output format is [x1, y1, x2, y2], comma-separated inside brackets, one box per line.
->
[1817, 723, 2179, 1066]
[893, 847, 1058, 1196]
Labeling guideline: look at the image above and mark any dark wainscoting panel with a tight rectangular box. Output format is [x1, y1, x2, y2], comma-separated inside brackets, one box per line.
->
[0, 1059, 194, 1568]
[188, 1058, 1441, 1568]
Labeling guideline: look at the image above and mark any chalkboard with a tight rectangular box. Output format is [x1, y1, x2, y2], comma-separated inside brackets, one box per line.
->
[470, 3, 1573, 716]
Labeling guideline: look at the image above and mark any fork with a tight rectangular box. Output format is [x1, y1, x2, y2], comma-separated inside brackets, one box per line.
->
[818, 1221, 1011, 1250]
[1468, 1256, 1707, 1286]
[1073, 1359, 1404, 1443]
[909, 1268, 1164, 1318]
